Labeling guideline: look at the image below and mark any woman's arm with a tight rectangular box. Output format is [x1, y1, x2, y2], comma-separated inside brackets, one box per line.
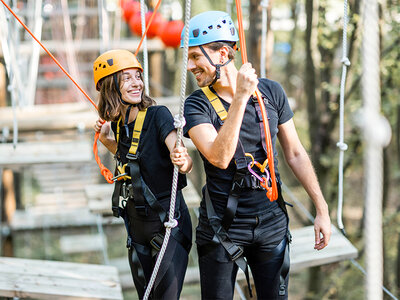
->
[94, 119, 117, 155]
[165, 130, 193, 174]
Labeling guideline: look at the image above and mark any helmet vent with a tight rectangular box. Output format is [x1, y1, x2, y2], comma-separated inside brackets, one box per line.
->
[193, 29, 199, 37]
[230, 28, 235, 35]
[208, 25, 213, 30]
[217, 25, 221, 29]
[107, 59, 114, 66]
[202, 31, 207, 35]
[222, 19, 226, 24]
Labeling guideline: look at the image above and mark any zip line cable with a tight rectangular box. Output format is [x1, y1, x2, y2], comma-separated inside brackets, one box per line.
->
[0, 0, 164, 184]
[142, 0, 191, 298]
[235, 0, 278, 201]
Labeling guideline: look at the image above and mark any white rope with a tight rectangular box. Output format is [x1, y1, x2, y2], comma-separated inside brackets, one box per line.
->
[361, 0, 392, 297]
[142, 0, 191, 297]
[260, 0, 268, 78]
[140, 0, 149, 93]
[336, 0, 350, 234]
[226, 0, 233, 14]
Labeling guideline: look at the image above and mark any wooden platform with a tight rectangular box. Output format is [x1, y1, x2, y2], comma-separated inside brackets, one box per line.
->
[0, 257, 122, 299]
[10, 208, 123, 232]
[0, 140, 93, 166]
[290, 225, 358, 272]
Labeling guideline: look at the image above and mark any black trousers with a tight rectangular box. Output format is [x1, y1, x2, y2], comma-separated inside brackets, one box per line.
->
[197, 204, 289, 300]
[126, 192, 192, 300]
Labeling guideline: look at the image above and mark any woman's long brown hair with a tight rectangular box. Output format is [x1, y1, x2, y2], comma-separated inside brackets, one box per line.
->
[97, 70, 155, 122]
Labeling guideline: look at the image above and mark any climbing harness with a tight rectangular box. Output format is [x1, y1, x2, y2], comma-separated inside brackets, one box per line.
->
[202, 86, 277, 200]
[235, 0, 278, 201]
[200, 84, 292, 296]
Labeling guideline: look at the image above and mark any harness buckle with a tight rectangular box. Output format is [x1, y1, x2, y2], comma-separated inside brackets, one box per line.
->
[126, 153, 138, 160]
[279, 284, 286, 296]
[126, 236, 132, 249]
[150, 233, 164, 252]
[229, 246, 244, 261]
[135, 205, 148, 216]
[121, 183, 133, 199]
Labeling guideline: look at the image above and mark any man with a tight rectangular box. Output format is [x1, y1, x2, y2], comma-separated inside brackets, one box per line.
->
[182, 11, 331, 299]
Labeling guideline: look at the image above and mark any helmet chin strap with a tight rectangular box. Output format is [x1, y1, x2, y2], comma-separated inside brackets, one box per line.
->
[199, 45, 232, 87]
[113, 73, 137, 138]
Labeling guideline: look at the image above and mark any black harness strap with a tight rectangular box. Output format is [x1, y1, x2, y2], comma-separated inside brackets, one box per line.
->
[112, 180, 124, 218]
[253, 96, 269, 155]
[204, 187, 253, 297]
[220, 140, 247, 231]
[127, 159, 167, 222]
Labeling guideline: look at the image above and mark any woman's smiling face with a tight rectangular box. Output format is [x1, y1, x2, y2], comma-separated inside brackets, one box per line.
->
[119, 68, 143, 105]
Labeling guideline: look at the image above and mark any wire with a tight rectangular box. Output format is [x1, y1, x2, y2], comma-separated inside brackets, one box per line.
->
[0, 0, 97, 109]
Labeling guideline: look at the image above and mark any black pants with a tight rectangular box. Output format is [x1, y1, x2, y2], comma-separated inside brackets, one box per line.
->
[197, 205, 289, 300]
[126, 192, 192, 299]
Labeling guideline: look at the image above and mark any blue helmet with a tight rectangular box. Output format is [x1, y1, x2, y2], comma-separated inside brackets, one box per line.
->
[180, 11, 239, 48]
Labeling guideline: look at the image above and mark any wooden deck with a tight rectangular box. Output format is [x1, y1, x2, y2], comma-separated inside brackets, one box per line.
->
[0, 140, 93, 166]
[0, 256, 123, 299]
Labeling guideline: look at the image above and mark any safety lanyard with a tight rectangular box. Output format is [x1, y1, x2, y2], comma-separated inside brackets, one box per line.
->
[116, 109, 147, 158]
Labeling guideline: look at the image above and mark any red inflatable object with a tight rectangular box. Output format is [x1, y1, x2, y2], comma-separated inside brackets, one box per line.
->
[160, 20, 184, 48]
[122, 0, 140, 23]
[129, 11, 165, 39]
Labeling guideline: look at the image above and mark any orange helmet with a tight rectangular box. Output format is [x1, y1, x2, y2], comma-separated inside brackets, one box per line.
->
[93, 49, 143, 90]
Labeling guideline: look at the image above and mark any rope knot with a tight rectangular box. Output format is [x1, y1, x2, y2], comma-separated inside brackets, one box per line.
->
[164, 219, 178, 229]
[174, 115, 186, 129]
[341, 57, 351, 66]
[336, 142, 348, 151]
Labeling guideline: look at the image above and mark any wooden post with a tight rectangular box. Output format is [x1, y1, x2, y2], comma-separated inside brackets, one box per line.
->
[2, 169, 16, 256]
[0, 63, 6, 107]
[149, 51, 163, 97]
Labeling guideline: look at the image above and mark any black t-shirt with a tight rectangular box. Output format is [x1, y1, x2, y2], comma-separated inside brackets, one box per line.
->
[183, 78, 293, 217]
[112, 105, 187, 201]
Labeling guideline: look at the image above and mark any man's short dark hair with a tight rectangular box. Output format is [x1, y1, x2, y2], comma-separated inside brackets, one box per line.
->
[204, 42, 236, 60]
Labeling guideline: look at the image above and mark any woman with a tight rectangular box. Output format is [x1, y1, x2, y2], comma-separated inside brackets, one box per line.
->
[93, 49, 192, 299]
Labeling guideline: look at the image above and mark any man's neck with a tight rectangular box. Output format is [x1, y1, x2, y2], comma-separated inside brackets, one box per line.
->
[211, 65, 238, 103]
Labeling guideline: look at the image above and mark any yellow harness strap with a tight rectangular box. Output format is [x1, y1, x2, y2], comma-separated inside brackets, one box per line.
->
[201, 86, 227, 121]
[129, 109, 147, 156]
[115, 109, 147, 156]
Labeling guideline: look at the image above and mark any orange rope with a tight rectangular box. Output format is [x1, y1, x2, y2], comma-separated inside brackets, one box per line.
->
[134, 0, 162, 57]
[0, 0, 114, 184]
[235, 0, 278, 201]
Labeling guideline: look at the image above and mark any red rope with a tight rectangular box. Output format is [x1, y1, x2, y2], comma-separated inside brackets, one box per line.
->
[235, 0, 278, 201]
[0, 0, 115, 184]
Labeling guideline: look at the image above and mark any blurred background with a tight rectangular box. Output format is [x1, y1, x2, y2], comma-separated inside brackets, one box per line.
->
[0, 0, 398, 299]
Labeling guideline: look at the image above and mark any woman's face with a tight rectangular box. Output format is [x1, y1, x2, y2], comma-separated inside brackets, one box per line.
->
[119, 68, 143, 105]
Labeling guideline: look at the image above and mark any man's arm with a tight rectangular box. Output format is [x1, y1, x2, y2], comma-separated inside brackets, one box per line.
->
[188, 63, 257, 169]
[277, 119, 331, 250]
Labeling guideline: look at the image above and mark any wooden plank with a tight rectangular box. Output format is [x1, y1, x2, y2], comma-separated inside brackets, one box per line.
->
[290, 225, 358, 272]
[10, 208, 123, 231]
[0, 140, 92, 166]
[60, 234, 107, 254]
[0, 38, 165, 56]
[0, 103, 98, 132]
[0, 256, 122, 299]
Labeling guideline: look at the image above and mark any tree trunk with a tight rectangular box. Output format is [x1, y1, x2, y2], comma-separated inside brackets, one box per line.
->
[248, 0, 262, 74]
[1, 169, 16, 256]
